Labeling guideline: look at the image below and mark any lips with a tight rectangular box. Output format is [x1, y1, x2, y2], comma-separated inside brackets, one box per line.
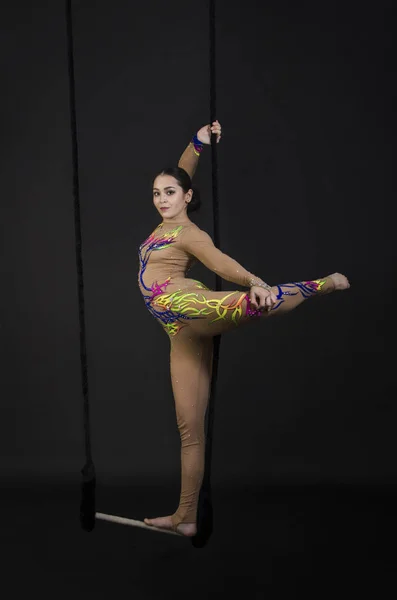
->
[160, 207, 169, 211]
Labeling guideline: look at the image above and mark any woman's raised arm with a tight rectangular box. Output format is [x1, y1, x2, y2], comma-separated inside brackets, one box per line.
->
[178, 121, 222, 179]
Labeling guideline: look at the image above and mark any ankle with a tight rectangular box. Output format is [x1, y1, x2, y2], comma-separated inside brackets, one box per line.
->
[322, 276, 336, 294]
[303, 278, 333, 295]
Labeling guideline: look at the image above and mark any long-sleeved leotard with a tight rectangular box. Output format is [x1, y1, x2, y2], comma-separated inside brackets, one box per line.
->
[138, 220, 329, 337]
[137, 218, 334, 533]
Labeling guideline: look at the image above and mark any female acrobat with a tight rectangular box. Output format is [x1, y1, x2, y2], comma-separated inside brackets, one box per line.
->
[138, 121, 350, 536]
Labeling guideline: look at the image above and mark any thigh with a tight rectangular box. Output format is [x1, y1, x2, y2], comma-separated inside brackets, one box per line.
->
[153, 286, 257, 338]
[169, 328, 213, 437]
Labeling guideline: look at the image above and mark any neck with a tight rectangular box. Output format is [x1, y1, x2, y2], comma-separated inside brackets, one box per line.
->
[161, 213, 192, 226]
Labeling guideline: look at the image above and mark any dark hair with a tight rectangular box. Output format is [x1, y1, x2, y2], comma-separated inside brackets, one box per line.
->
[153, 167, 201, 213]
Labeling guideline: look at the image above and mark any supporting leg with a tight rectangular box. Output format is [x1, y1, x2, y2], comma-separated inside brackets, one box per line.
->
[170, 330, 213, 533]
[144, 328, 213, 537]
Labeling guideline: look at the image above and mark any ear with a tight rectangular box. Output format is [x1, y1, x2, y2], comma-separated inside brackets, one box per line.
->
[185, 189, 193, 203]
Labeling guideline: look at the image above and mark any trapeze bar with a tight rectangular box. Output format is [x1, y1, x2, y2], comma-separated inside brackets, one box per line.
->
[95, 512, 182, 536]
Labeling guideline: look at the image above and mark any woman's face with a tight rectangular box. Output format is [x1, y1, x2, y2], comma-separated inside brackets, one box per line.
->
[153, 175, 192, 220]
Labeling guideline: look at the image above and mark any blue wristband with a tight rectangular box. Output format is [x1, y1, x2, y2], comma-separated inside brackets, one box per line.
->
[191, 133, 204, 156]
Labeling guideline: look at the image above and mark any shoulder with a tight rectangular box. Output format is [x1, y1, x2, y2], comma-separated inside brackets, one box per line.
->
[180, 223, 213, 243]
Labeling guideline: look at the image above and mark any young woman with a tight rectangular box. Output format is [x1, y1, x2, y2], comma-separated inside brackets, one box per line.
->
[139, 121, 350, 537]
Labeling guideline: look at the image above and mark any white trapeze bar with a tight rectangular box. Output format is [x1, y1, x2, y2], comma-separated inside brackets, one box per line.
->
[95, 512, 182, 536]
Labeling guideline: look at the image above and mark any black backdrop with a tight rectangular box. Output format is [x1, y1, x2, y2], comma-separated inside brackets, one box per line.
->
[2, 0, 395, 487]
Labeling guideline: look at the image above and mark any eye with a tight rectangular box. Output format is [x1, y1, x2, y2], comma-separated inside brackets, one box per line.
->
[167, 190, 175, 195]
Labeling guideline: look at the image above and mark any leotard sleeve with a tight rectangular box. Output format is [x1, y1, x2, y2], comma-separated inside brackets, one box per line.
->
[180, 226, 267, 288]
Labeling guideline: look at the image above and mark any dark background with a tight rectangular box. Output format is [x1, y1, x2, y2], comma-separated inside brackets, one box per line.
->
[2, 0, 395, 596]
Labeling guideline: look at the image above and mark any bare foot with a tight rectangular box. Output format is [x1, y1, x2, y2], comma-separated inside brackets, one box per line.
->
[144, 516, 197, 537]
[328, 272, 350, 291]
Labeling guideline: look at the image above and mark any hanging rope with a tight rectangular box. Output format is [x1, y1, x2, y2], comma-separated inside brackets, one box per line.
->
[191, 0, 219, 549]
[65, 0, 96, 532]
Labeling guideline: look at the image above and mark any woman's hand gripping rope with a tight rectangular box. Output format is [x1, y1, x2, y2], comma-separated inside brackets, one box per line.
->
[196, 120, 222, 144]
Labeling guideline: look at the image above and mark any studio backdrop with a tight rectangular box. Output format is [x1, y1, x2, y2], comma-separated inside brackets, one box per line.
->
[1, 0, 394, 486]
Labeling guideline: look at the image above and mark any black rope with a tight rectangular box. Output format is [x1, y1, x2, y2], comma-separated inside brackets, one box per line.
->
[65, 0, 96, 532]
[191, 0, 220, 549]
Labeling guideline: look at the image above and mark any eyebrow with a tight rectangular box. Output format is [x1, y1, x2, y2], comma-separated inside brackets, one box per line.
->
[153, 186, 176, 191]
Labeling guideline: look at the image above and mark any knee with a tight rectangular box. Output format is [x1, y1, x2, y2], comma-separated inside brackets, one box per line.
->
[176, 415, 205, 445]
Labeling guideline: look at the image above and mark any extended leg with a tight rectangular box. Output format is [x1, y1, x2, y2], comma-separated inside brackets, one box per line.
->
[161, 273, 349, 337]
